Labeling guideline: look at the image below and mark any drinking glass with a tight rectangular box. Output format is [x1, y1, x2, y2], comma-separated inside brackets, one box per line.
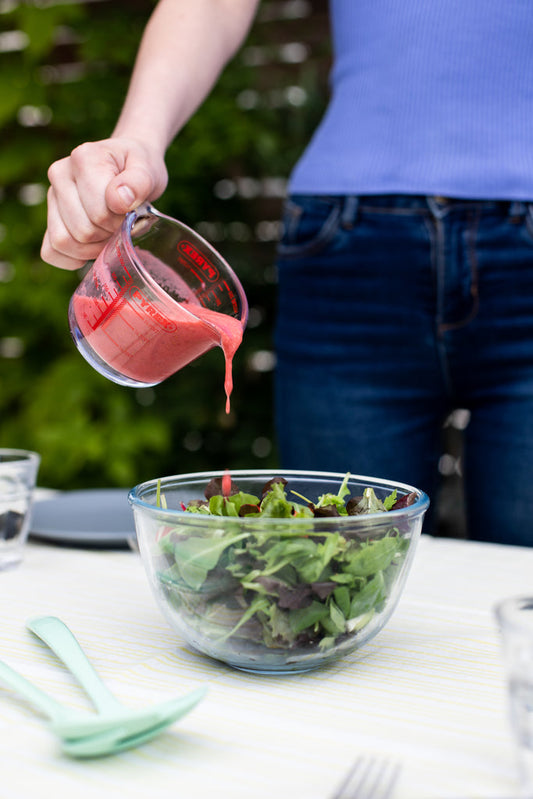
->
[0, 449, 40, 570]
[495, 596, 533, 798]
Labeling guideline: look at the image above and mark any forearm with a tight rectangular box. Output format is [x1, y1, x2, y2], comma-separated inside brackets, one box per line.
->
[112, 0, 260, 153]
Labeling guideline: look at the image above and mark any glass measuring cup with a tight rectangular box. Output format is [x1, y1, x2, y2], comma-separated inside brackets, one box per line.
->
[68, 204, 248, 400]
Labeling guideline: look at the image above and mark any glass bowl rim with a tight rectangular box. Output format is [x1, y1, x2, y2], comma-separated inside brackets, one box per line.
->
[0, 448, 41, 464]
[128, 468, 430, 525]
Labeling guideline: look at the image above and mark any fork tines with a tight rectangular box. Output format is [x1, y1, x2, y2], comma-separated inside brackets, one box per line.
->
[330, 755, 401, 799]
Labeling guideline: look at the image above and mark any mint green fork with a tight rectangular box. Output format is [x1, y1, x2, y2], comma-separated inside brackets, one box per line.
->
[0, 616, 206, 758]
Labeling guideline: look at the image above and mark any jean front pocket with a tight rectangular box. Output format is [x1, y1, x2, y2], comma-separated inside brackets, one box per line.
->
[277, 195, 343, 259]
[525, 203, 533, 242]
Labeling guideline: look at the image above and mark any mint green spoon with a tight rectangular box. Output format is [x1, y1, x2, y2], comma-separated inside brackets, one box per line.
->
[25, 616, 207, 751]
[0, 658, 205, 757]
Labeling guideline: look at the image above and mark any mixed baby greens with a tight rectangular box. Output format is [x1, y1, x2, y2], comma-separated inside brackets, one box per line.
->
[155, 474, 416, 664]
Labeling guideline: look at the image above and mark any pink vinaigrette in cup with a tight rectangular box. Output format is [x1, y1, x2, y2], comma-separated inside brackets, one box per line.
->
[68, 205, 248, 412]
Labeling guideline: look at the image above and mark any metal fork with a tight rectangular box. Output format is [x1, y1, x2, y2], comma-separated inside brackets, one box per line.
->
[330, 755, 401, 799]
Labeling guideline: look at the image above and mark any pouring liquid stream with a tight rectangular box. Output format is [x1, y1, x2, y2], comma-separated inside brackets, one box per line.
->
[70, 246, 244, 412]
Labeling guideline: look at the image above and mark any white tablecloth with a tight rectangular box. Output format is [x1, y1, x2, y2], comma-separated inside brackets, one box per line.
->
[0, 533, 529, 799]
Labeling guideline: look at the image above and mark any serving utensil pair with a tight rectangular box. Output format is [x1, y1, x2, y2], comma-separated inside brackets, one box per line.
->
[0, 615, 206, 758]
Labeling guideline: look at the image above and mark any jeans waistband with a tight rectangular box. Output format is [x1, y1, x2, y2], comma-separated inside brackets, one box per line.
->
[287, 194, 531, 227]
[330, 194, 526, 210]
[291, 193, 530, 209]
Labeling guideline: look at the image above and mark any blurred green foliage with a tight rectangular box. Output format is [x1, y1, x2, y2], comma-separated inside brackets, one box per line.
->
[0, 0, 330, 489]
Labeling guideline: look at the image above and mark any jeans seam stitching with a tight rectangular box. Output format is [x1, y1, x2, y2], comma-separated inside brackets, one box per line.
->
[439, 208, 481, 335]
[424, 213, 454, 398]
[277, 202, 342, 258]
[357, 205, 429, 216]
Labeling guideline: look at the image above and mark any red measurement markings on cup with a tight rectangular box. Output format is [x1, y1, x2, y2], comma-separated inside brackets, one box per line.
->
[196, 281, 239, 314]
[127, 287, 177, 332]
[86, 243, 134, 330]
[222, 281, 239, 314]
[178, 241, 220, 284]
[177, 240, 240, 314]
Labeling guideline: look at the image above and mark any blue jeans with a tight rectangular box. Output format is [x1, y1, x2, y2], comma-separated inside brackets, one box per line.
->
[274, 194, 533, 545]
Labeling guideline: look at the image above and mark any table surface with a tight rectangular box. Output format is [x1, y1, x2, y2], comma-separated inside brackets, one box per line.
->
[0, 531, 529, 799]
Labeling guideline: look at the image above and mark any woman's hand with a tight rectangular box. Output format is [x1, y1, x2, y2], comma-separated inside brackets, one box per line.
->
[41, 0, 260, 270]
[41, 137, 168, 270]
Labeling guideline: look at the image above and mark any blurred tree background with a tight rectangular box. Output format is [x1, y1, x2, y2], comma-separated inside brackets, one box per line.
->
[0, 0, 331, 489]
[0, 0, 465, 536]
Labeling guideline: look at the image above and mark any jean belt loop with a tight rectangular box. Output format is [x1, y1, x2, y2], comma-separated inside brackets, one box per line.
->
[341, 195, 359, 228]
[427, 196, 448, 220]
[508, 201, 526, 223]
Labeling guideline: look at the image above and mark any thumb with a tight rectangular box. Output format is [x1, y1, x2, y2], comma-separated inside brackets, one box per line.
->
[105, 166, 160, 214]
[104, 142, 168, 214]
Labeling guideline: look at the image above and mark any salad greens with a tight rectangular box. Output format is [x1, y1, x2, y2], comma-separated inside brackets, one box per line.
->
[155, 474, 416, 661]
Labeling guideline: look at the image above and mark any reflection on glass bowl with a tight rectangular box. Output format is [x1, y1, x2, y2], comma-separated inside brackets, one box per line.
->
[129, 469, 429, 674]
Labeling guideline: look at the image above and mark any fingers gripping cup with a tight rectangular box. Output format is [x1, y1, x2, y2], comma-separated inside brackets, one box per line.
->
[68, 204, 248, 409]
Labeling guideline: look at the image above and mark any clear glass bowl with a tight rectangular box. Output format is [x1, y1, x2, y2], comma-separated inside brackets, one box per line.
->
[129, 470, 429, 674]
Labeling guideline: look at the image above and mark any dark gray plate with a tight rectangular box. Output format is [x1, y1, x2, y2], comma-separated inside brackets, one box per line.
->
[30, 489, 135, 548]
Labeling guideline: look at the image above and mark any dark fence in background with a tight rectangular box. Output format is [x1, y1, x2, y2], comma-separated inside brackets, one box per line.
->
[0, 0, 465, 536]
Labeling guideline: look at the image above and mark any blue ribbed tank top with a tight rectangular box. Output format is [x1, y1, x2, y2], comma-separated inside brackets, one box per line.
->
[289, 0, 533, 200]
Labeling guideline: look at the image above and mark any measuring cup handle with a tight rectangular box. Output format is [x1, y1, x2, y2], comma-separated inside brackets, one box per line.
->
[128, 201, 152, 221]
